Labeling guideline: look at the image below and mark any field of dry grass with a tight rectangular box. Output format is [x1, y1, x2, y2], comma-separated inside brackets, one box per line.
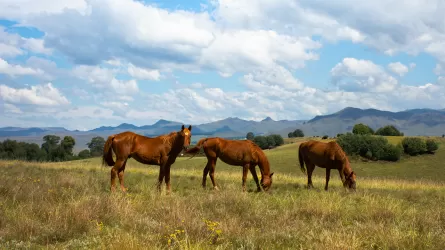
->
[1, 136, 445, 249]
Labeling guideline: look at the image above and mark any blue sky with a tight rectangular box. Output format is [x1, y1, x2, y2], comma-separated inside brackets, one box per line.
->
[0, 0, 444, 130]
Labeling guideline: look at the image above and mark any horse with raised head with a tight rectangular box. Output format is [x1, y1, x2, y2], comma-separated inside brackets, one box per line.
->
[102, 125, 192, 193]
[185, 137, 274, 192]
[298, 140, 356, 191]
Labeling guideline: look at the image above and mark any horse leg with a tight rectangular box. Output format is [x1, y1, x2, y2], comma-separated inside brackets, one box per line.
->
[208, 158, 219, 190]
[307, 163, 315, 189]
[118, 160, 128, 192]
[249, 165, 261, 192]
[157, 165, 165, 193]
[325, 168, 331, 191]
[111, 159, 125, 192]
[164, 163, 172, 195]
[202, 162, 210, 189]
[242, 164, 249, 192]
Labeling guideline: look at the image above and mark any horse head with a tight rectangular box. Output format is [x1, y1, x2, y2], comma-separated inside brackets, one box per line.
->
[180, 125, 192, 151]
[343, 171, 356, 191]
[261, 172, 274, 191]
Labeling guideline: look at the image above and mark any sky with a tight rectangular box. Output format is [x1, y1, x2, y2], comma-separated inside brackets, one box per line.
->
[0, 0, 445, 130]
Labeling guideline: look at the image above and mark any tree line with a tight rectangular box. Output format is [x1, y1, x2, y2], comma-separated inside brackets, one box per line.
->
[337, 123, 439, 162]
[0, 135, 106, 162]
[246, 132, 284, 149]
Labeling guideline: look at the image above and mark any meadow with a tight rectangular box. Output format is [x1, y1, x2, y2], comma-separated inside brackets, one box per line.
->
[1, 136, 445, 249]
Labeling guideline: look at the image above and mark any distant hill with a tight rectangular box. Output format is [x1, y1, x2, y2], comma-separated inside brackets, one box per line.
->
[2, 107, 445, 152]
[278, 107, 445, 137]
[0, 117, 306, 152]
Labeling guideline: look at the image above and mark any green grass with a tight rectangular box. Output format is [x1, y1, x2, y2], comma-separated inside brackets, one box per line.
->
[1, 137, 445, 249]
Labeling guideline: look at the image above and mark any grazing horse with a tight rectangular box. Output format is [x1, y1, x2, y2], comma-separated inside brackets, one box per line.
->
[102, 125, 192, 193]
[185, 137, 274, 192]
[298, 140, 356, 191]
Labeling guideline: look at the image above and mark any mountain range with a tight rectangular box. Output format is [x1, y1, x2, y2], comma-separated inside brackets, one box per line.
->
[2, 107, 445, 152]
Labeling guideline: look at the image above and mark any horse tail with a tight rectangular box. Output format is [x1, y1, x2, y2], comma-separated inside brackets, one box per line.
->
[185, 138, 208, 160]
[298, 143, 306, 175]
[102, 135, 116, 167]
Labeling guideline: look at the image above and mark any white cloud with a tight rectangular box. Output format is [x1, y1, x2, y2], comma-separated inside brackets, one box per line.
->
[127, 64, 161, 81]
[3, 103, 23, 114]
[409, 63, 416, 69]
[388, 62, 409, 76]
[72, 65, 138, 95]
[0, 0, 88, 20]
[0, 83, 70, 106]
[331, 58, 398, 93]
[0, 43, 23, 57]
[3, 0, 322, 77]
[0, 58, 44, 77]
[22, 38, 53, 55]
[0, 26, 52, 57]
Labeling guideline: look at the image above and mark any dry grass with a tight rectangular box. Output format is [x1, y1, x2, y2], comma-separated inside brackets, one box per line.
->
[1, 137, 445, 249]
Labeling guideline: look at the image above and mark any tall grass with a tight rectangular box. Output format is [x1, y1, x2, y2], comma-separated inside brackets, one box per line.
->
[1, 137, 445, 249]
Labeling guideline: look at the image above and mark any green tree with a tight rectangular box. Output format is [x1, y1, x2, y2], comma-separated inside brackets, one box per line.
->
[41, 135, 61, 154]
[271, 134, 284, 146]
[266, 135, 276, 148]
[375, 125, 403, 136]
[87, 136, 106, 157]
[292, 129, 304, 137]
[61, 136, 76, 156]
[78, 149, 91, 159]
[253, 136, 268, 149]
[352, 123, 374, 135]
[246, 132, 255, 141]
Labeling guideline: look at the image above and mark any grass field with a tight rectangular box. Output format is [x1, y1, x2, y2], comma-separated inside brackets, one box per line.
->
[1, 137, 445, 249]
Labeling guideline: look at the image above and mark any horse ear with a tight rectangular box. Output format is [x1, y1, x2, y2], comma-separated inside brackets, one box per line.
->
[349, 171, 354, 177]
[270, 172, 274, 177]
[188, 125, 192, 131]
[181, 125, 185, 130]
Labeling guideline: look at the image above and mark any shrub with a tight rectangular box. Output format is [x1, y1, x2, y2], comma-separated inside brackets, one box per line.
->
[270, 134, 284, 146]
[78, 149, 91, 159]
[425, 139, 439, 153]
[380, 143, 403, 161]
[352, 123, 374, 135]
[322, 135, 328, 139]
[375, 125, 404, 136]
[336, 133, 401, 161]
[401, 137, 427, 156]
[253, 136, 268, 149]
[288, 129, 304, 138]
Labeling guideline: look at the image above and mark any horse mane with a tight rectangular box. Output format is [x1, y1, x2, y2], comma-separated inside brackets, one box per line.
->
[158, 131, 182, 148]
[326, 141, 346, 162]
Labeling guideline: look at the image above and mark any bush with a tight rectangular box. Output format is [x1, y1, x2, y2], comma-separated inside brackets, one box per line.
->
[336, 133, 401, 161]
[352, 123, 374, 135]
[380, 143, 403, 161]
[254, 134, 284, 149]
[270, 134, 284, 146]
[375, 125, 404, 136]
[253, 136, 268, 149]
[322, 135, 328, 139]
[78, 149, 91, 159]
[288, 129, 304, 138]
[425, 139, 439, 153]
[401, 137, 427, 156]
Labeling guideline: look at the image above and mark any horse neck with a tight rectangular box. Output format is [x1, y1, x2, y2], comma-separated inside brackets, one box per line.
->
[257, 151, 271, 177]
[169, 133, 184, 153]
[341, 159, 352, 176]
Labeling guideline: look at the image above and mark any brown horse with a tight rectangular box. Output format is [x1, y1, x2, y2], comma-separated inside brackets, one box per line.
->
[298, 140, 356, 191]
[185, 137, 274, 192]
[102, 125, 192, 193]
